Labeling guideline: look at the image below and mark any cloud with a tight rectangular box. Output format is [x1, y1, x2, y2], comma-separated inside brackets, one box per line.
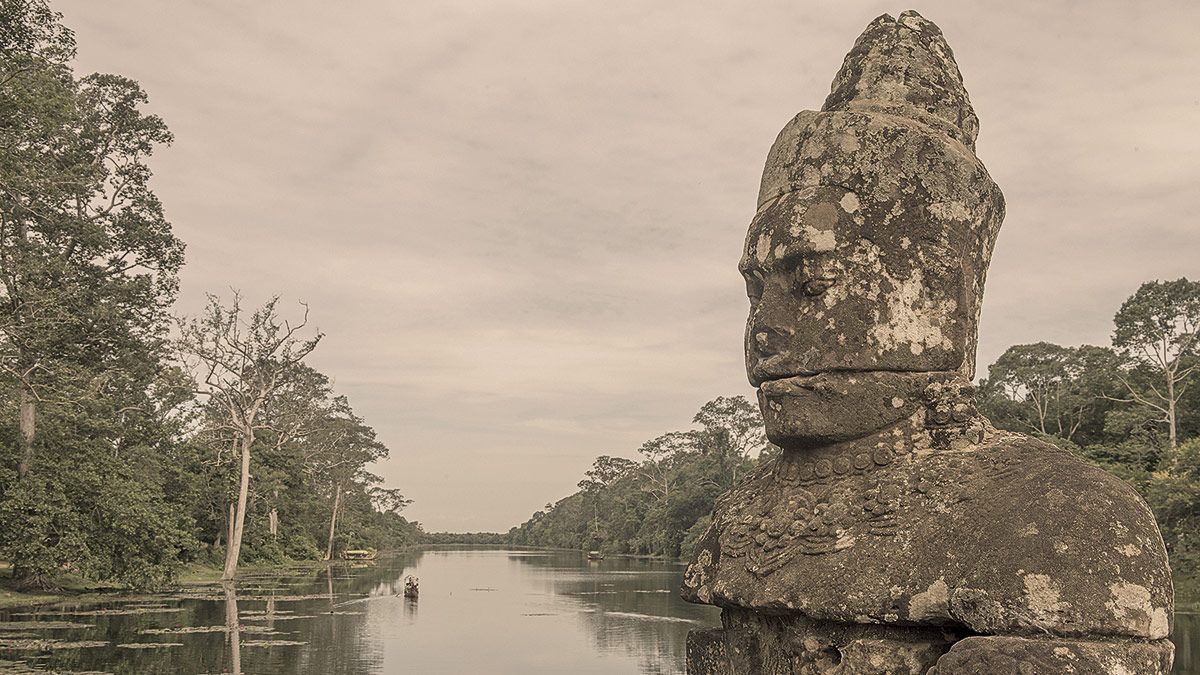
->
[58, 0, 1200, 530]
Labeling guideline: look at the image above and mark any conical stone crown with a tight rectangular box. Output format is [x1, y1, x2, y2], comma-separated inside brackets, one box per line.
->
[823, 10, 979, 149]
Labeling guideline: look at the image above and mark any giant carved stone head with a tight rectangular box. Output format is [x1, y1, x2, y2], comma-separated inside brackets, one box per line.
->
[742, 11, 1005, 448]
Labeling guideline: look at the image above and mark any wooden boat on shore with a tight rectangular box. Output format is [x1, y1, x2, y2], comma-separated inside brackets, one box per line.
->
[342, 549, 378, 561]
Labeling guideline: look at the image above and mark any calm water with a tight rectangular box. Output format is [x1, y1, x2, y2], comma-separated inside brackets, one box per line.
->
[0, 548, 718, 673]
[0, 549, 1197, 673]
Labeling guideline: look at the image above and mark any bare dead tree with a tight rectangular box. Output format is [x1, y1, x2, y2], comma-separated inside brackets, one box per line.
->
[176, 292, 321, 581]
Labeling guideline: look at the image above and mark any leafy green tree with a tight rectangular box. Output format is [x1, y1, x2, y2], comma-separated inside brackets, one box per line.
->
[0, 1, 190, 588]
[1, 2, 181, 480]
[305, 405, 388, 559]
[691, 395, 765, 486]
[1111, 278, 1200, 452]
[577, 455, 636, 546]
[979, 343, 1121, 442]
[509, 395, 765, 559]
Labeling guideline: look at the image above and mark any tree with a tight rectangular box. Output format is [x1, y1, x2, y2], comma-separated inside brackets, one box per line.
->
[1112, 279, 1200, 453]
[577, 455, 636, 546]
[0, 2, 190, 588]
[0, 1, 181, 482]
[981, 343, 1121, 442]
[577, 455, 636, 493]
[301, 404, 387, 560]
[691, 395, 765, 486]
[176, 293, 321, 580]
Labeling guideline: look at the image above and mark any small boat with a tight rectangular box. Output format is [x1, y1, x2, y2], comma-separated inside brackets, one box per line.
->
[342, 549, 378, 561]
[587, 550, 604, 561]
[403, 575, 419, 599]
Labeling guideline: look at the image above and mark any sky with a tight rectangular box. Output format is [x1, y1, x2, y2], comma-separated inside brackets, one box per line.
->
[56, 1, 1200, 531]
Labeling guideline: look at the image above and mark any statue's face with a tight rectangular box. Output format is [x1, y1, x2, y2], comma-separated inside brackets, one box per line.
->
[741, 184, 970, 447]
[741, 106, 1004, 448]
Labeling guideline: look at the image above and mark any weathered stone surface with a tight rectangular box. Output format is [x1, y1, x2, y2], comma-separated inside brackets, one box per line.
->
[928, 635, 1174, 674]
[686, 628, 733, 675]
[682, 426, 1172, 640]
[683, 9, 1174, 674]
[719, 609, 956, 674]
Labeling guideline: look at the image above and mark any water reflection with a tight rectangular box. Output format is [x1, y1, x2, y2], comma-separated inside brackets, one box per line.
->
[0, 548, 723, 673]
[223, 582, 240, 675]
[4, 549, 1193, 674]
[1175, 613, 1199, 674]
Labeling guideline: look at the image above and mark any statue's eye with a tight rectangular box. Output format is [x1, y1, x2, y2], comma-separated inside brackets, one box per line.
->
[799, 277, 835, 297]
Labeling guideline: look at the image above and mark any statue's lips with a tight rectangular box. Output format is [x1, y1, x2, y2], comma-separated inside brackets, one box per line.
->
[758, 371, 871, 396]
[757, 370, 934, 396]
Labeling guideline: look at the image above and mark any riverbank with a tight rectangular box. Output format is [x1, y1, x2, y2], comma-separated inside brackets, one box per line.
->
[0, 563, 123, 610]
[0, 558, 364, 610]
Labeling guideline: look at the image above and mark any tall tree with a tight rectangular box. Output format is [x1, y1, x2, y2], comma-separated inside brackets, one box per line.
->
[177, 293, 321, 580]
[1112, 278, 1200, 452]
[691, 395, 765, 486]
[306, 407, 387, 560]
[0, 0, 181, 481]
[981, 343, 1121, 442]
[0, 1, 189, 588]
[577, 455, 636, 546]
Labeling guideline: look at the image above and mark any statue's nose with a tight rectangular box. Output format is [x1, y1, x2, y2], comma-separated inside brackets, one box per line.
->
[751, 325, 793, 356]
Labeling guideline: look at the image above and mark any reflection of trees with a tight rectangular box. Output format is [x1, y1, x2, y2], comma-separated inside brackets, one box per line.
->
[1176, 614, 1200, 674]
[224, 582, 242, 675]
[509, 551, 720, 674]
[289, 552, 420, 674]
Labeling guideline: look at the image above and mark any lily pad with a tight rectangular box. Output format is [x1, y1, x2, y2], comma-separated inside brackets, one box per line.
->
[117, 642, 184, 649]
[139, 624, 283, 635]
[241, 639, 307, 647]
[68, 607, 186, 617]
[0, 621, 93, 631]
[0, 638, 109, 650]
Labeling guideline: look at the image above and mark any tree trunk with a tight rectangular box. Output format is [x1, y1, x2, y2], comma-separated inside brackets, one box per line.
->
[1167, 377, 1178, 451]
[223, 433, 253, 581]
[226, 501, 235, 551]
[269, 489, 279, 538]
[16, 387, 35, 478]
[325, 483, 342, 561]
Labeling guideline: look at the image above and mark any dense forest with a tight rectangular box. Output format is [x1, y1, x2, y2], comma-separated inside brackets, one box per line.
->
[509, 278, 1200, 593]
[508, 396, 771, 559]
[0, 2, 420, 591]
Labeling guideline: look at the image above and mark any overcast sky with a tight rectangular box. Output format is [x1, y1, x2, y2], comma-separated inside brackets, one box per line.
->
[57, 1, 1200, 531]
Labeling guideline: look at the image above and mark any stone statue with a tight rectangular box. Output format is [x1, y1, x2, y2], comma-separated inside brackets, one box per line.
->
[681, 11, 1174, 674]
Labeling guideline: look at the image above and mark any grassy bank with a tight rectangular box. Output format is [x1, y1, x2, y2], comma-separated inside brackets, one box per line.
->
[0, 559, 331, 610]
[174, 559, 334, 585]
[0, 563, 124, 610]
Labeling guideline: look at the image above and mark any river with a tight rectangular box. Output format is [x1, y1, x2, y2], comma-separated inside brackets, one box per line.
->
[0, 548, 1196, 673]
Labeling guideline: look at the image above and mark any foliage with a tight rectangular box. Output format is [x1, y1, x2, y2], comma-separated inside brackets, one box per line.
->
[0, 5, 416, 590]
[977, 280, 1200, 588]
[1111, 278, 1200, 450]
[176, 292, 322, 579]
[508, 396, 768, 559]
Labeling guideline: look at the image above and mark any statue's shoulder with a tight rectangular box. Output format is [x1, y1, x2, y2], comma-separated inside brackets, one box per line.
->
[686, 429, 1173, 640]
[907, 430, 1174, 638]
[936, 430, 1161, 550]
